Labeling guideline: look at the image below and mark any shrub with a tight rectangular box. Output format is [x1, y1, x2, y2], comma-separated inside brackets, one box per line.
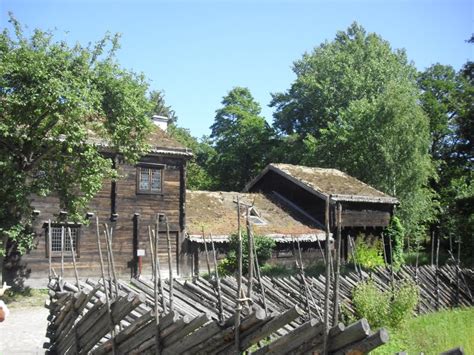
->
[352, 280, 390, 328]
[390, 280, 419, 326]
[352, 279, 419, 328]
[350, 235, 385, 270]
[218, 232, 276, 276]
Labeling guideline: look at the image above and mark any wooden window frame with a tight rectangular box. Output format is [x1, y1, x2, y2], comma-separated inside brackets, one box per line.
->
[136, 163, 165, 195]
[45, 223, 81, 258]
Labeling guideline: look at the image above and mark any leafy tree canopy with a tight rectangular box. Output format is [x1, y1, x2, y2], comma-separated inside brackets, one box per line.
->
[209, 87, 275, 191]
[0, 15, 152, 270]
[168, 124, 216, 190]
[148, 89, 178, 124]
[271, 22, 435, 236]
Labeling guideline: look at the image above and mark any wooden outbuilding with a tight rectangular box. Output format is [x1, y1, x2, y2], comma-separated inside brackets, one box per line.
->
[244, 163, 399, 258]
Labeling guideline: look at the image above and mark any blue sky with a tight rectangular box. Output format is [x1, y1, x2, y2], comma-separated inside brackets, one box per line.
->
[1, 0, 472, 137]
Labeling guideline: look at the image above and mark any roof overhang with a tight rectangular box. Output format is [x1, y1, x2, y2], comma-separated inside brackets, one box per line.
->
[187, 232, 332, 244]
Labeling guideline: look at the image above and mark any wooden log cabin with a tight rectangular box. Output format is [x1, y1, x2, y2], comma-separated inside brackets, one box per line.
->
[25, 116, 193, 280]
[243, 163, 399, 259]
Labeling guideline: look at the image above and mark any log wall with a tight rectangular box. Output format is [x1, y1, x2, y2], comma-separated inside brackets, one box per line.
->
[24, 154, 189, 280]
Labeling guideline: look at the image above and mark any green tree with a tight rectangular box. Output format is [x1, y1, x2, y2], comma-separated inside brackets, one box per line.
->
[167, 124, 216, 190]
[210, 87, 275, 191]
[417, 37, 474, 263]
[148, 89, 178, 124]
[0, 16, 152, 284]
[271, 23, 435, 236]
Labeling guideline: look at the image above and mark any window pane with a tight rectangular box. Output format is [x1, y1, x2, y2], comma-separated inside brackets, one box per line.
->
[51, 227, 64, 252]
[140, 168, 150, 190]
[63, 228, 78, 252]
[151, 169, 162, 192]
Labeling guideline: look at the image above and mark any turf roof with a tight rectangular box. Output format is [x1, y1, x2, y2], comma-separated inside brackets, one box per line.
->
[245, 163, 398, 204]
[186, 190, 325, 240]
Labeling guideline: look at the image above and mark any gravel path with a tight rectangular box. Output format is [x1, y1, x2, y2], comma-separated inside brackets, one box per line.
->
[0, 306, 48, 354]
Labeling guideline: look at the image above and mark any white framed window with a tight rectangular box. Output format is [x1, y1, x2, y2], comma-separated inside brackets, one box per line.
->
[45, 224, 80, 257]
[137, 165, 164, 194]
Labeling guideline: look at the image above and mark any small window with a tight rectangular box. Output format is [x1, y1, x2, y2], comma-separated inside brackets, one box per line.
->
[45, 225, 80, 257]
[137, 166, 163, 194]
[247, 207, 266, 225]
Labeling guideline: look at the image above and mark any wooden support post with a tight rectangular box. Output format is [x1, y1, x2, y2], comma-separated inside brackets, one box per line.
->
[317, 236, 327, 266]
[165, 215, 174, 312]
[48, 219, 52, 280]
[246, 208, 254, 303]
[60, 226, 65, 279]
[153, 214, 161, 355]
[323, 195, 331, 355]
[202, 227, 212, 277]
[104, 224, 119, 299]
[252, 237, 268, 316]
[431, 230, 435, 266]
[95, 217, 116, 355]
[235, 196, 243, 352]
[332, 202, 342, 325]
[67, 227, 80, 292]
[381, 232, 388, 267]
[209, 233, 224, 323]
[435, 234, 441, 310]
[148, 226, 156, 279]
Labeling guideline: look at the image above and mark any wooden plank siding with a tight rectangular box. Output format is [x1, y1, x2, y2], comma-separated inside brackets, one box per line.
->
[24, 155, 188, 280]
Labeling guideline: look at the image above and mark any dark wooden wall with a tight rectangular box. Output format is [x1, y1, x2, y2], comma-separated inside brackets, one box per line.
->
[249, 170, 327, 224]
[339, 202, 392, 228]
[249, 171, 394, 230]
[24, 154, 190, 280]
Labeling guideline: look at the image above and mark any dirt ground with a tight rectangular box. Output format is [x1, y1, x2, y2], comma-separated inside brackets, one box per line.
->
[0, 292, 49, 355]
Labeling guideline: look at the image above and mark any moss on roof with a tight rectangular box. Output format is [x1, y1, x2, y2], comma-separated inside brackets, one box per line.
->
[267, 163, 396, 203]
[186, 190, 324, 237]
[147, 125, 188, 151]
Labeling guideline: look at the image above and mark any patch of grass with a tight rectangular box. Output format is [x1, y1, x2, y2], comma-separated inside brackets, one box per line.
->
[2, 288, 49, 308]
[260, 264, 296, 277]
[371, 307, 474, 354]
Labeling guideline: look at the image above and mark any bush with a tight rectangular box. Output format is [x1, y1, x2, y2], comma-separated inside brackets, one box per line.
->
[352, 279, 419, 328]
[352, 280, 390, 328]
[218, 232, 276, 276]
[350, 235, 385, 270]
[390, 281, 419, 326]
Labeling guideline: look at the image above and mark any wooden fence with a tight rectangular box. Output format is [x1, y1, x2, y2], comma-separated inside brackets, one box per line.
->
[44, 277, 388, 354]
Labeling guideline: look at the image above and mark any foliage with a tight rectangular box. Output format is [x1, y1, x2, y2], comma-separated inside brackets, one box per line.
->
[148, 89, 178, 123]
[352, 279, 419, 328]
[385, 216, 405, 267]
[418, 56, 474, 265]
[271, 22, 435, 238]
[167, 124, 216, 190]
[350, 236, 385, 270]
[218, 231, 276, 276]
[209, 87, 275, 191]
[0, 15, 152, 283]
[371, 307, 474, 354]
